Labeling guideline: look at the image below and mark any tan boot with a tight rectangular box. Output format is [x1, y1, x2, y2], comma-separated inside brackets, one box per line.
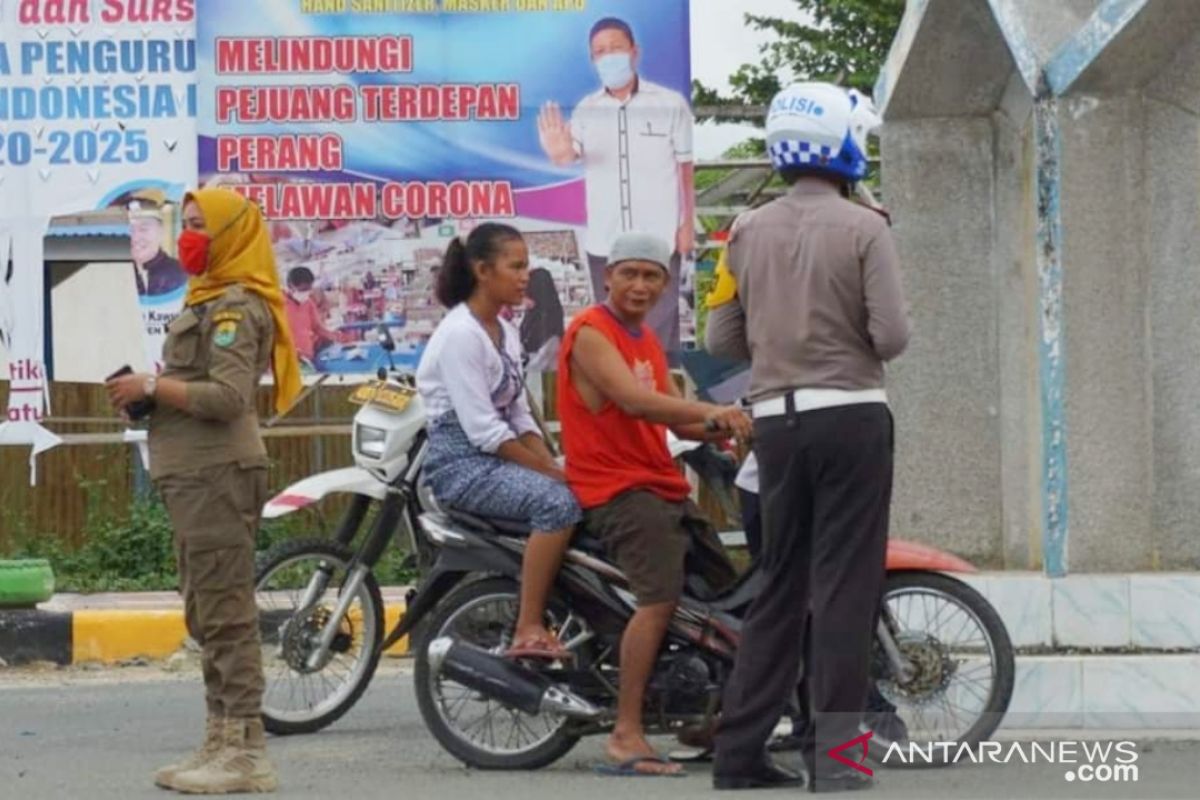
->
[155, 715, 225, 789]
[171, 717, 278, 795]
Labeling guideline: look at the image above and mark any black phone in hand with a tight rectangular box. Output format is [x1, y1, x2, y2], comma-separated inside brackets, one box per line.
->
[106, 365, 156, 421]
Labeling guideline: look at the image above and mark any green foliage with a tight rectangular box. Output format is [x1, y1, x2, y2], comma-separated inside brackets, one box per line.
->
[6, 491, 178, 592]
[695, 139, 769, 195]
[693, 265, 719, 345]
[1, 482, 417, 592]
[694, 0, 905, 118]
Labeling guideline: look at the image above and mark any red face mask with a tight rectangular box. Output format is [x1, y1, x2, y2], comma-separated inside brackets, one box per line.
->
[177, 229, 210, 276]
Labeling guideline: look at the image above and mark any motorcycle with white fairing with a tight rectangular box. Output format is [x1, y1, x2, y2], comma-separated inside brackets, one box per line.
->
[253, 327, 438, 734]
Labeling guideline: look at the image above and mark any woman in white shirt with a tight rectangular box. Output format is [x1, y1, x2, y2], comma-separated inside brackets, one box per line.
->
[417, 224, 581, 660]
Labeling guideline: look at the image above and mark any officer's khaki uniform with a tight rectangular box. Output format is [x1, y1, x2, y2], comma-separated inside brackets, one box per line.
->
[150, 285, 273, 720]
[708, 177, 911, 781]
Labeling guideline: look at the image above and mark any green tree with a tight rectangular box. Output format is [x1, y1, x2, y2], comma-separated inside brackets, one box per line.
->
[694, 0, 906, 119]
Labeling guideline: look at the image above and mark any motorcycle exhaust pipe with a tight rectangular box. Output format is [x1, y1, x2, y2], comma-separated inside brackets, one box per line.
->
[426, 637, 602, 721]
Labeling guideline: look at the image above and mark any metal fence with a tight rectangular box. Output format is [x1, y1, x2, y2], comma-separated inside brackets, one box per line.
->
[0, 382, 357, 549]
[1, 375, 736, 549]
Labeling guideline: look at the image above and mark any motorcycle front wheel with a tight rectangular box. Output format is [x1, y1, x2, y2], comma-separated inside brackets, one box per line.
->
[254, 538, 384, 735]
[870, 571, 1015, 768]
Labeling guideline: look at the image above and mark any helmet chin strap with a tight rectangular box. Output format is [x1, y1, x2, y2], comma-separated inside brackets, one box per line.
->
[852, 182, 892, 226]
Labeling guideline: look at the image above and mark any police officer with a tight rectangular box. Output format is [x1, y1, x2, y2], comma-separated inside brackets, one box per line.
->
[106, 187, 302, 794]
[706, 83, 911, 792]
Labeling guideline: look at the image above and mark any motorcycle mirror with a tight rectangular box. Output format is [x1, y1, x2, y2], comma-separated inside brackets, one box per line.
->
[377, 324, 398, 373]
[377, 324, 396, 353]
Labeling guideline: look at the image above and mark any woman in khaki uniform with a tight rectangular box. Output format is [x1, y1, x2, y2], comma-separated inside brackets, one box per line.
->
[106, 187, 302, 794]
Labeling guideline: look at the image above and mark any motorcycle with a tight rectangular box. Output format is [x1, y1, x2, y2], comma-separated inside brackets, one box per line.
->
[411, 441, 1015, 771]
[253, 327, 438, 734]
[250, 349, 735, 736]
[254, 329, 1014, 764]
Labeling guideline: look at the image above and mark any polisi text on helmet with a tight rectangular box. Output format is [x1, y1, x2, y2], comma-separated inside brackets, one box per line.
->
[770, 94, 826, 117]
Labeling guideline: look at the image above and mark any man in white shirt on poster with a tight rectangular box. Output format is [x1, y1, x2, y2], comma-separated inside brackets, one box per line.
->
[537, 16, 695, 356]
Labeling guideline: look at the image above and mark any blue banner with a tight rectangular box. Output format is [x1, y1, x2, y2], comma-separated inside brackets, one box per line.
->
[198, 1, 693, 375]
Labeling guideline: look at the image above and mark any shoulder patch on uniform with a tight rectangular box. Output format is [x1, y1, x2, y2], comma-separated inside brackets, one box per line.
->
[213, 319, 239, 348]
[212, 310, 244, 324]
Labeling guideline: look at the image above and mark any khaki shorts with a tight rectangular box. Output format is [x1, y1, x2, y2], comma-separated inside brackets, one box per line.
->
[583, 490, 738, 606]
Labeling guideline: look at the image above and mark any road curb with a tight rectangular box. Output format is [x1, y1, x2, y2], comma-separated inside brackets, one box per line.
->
[0, 603, 408, 666]
[0, 609, 72, 665]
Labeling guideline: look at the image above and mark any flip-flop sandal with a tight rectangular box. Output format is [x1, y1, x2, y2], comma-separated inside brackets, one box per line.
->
[593, 755, 687, 777]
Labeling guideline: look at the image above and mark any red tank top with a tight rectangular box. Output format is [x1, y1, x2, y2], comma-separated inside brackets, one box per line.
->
[557, 305, 691, 509]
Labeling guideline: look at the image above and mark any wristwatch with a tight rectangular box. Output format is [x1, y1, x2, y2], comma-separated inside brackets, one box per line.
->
[143, 374, 158, 399]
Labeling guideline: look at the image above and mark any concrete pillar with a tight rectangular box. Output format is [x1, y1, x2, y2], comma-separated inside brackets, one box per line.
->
[876, 0, 1048, 568]
[1046, 0, 1200, 569]
[875, 0, 1200, 573]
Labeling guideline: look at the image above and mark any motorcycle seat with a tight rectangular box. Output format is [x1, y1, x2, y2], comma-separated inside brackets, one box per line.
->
[570, 532, 608, 557]
[444, 508, 532, 537]
[442, 507, 610, 557]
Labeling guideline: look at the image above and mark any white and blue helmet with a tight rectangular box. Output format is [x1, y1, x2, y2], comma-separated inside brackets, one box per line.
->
[766, 82, 881, 183]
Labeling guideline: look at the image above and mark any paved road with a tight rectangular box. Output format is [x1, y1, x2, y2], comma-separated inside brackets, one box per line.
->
[1, 662, 1198, 799]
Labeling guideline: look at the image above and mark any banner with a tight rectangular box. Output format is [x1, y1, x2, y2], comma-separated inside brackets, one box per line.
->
[197, 0, 693, 377]
[0, 0, 197, 413]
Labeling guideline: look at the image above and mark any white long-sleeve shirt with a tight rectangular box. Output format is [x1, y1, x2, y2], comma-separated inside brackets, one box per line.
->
[735, 452, 759, 494]
[416, 303, 541, 453]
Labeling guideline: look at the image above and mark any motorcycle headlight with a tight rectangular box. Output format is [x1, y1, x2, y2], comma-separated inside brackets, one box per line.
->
[356, 425, 386, 458]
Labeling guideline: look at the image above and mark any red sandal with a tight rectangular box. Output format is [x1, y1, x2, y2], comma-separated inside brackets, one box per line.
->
[505, 636, 573, 662]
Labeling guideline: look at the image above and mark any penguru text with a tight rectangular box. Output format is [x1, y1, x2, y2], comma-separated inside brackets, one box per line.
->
[233, 180, 516, 221]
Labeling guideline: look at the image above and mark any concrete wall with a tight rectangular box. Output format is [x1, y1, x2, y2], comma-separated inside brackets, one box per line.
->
[881, 111, 1045, 569]
[990, 94, 1043, 570]
[882, 118, 1007, 565]
[878, 0, 1200, 572]
[1057, 94, 1156, 570]
[1145, 38, 1200, 568]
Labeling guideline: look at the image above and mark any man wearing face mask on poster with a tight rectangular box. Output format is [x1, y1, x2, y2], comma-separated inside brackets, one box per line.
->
[284, 266, 338, 369]
[537, 16, 694, 356]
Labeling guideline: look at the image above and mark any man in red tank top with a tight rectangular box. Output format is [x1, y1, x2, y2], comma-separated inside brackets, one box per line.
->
[557, 232, 752, 776]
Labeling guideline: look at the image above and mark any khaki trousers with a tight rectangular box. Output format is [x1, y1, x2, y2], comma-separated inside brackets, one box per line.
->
[157, 462, 268, 718]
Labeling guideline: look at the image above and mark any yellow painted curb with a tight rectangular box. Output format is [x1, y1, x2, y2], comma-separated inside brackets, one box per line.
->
[72, 610, 187, 663]
[71, 604, 408, 664]
[383, 604, 410, 657]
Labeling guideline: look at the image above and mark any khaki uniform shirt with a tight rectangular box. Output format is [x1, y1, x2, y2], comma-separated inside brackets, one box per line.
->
[148, 285, 274, 479]
[705, 178, 911, 403]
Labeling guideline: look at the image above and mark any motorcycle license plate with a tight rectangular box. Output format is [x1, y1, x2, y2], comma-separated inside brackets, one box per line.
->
[349, 381, 414, 412]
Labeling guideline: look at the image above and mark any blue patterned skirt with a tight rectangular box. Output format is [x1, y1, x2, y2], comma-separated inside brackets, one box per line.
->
[423, 412, 581, 532]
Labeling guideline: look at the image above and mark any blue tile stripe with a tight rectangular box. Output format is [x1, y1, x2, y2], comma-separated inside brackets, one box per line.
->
[1034, 86, 1069, 578]
[1045, 0, 1148, 94]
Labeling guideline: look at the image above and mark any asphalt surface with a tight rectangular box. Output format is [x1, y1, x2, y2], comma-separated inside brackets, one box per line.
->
[1, 661, 1198, 799]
